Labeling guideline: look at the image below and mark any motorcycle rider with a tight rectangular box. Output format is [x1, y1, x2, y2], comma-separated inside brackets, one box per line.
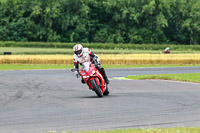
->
[73, 44, 109, 84]
[164, 47, 170, 54]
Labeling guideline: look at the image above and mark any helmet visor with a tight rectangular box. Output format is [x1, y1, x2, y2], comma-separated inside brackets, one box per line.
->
[74, 49, 82, 55]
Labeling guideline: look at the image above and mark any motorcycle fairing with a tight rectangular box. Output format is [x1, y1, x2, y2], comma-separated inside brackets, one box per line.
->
[80, 62, 105, 93]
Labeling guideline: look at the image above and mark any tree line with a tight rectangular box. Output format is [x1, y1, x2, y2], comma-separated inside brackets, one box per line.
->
[0, 0, 200, 44]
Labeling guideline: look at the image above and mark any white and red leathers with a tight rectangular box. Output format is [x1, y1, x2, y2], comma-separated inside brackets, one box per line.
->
[73, 44, 109, 84]
[73, 48, 100, 65]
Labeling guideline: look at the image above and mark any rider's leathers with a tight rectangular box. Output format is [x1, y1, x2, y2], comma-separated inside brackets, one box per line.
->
[73, 48, 99, 69]
[73, 48, 109, 84]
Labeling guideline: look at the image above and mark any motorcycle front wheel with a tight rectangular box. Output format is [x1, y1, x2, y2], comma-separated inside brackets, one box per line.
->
[90, 79, 103, 98]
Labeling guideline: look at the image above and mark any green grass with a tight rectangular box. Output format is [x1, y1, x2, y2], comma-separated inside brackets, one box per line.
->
[1, 47, 200, 55]
[103, 64, 200, 68]
[0, 64, 73, 70]
[46, 127, 200, 133]
[0, 64, 199, 70]
[0, 47, 73, 55]
[127, 73, 200, 83]
[1, 41, 200, 51]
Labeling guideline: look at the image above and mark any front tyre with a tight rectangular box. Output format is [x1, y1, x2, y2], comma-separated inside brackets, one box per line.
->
[90, 79, 103, 98]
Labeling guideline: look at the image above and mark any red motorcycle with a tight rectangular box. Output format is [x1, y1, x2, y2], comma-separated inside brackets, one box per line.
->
[71, 62, 109, 97]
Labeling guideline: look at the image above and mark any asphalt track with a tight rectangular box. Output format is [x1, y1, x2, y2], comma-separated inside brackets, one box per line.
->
[0, 66, 200, 133]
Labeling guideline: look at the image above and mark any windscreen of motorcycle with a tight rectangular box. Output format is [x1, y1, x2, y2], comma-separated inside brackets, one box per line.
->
[81, 62, 90, 72]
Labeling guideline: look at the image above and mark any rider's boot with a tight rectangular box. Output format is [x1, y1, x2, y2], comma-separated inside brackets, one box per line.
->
[101, 68, 109, 84]
[104, 75, 109, 84]
[81, 78, 85, 84]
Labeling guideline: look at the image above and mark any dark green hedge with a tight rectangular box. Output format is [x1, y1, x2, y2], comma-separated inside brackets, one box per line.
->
[1, 41, 200, 51]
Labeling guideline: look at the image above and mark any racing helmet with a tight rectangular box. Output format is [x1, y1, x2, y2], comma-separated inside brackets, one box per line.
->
[73, 44, 83, 57]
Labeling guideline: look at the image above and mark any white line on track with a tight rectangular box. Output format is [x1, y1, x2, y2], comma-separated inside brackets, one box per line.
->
[112, 76, 200, 85]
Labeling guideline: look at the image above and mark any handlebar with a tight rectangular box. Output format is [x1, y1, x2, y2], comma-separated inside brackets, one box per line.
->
[71, 61, 101, 73]
[71, 68, 79, 72]
[71, 68, 85, 73]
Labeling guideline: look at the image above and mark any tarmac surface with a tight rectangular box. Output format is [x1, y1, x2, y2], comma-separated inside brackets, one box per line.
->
[0, 66, 200, 133]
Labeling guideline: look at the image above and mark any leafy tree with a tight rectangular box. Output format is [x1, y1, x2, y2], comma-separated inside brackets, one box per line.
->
[0, 0, 199, 44]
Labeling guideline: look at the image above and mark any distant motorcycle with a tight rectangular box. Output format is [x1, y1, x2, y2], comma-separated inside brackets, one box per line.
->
[71, 62, 109, 97]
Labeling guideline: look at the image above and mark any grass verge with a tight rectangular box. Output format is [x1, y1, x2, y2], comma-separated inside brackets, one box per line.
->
[0, 64, 199, 70]
[46, 127, 200, 133]
[127, 73, 200, 83]
[1, 47, 200, 55]
[0, 64, 73, 70]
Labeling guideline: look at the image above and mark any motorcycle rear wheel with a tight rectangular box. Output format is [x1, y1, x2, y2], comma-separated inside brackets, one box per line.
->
[90, 79, 103, 98]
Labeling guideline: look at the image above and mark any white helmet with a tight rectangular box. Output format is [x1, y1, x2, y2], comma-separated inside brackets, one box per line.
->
[73, 44, 83, 57]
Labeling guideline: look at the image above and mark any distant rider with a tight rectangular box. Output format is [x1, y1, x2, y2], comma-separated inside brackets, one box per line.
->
[73, 44, 109, 84]
[164, 47, 170, 54]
